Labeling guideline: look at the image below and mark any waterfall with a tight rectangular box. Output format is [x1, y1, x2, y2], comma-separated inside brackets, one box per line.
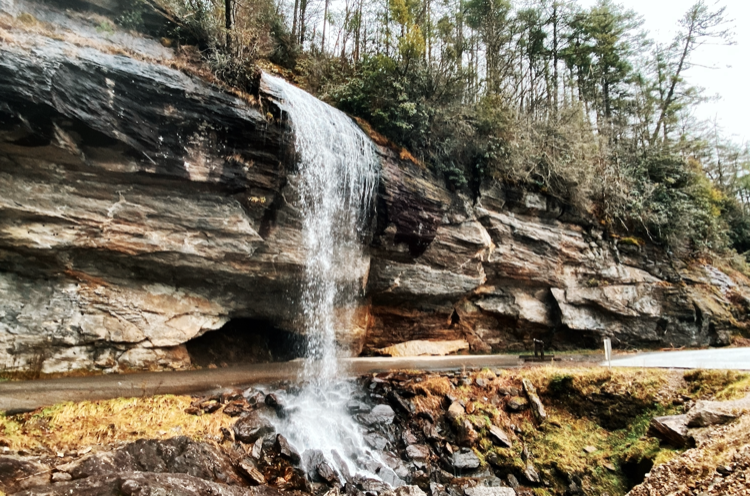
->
[260, 74, 389, 483]
[264, 73, 378, 382]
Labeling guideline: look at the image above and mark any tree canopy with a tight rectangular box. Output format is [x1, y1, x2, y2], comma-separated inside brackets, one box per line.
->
[158, 0, 749, 261]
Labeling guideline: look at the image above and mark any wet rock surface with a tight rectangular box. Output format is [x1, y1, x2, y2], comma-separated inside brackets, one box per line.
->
[12, 471, 281, 496]
[233, 413, 276, 444]
[57, 437, 247, 486]
[0, 456, 51, 493]
[0, 0, 749, 374]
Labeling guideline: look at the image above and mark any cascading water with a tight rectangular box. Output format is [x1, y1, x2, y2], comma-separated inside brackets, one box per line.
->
[260, 74, 393, 484]
[269, 75, 378, 382]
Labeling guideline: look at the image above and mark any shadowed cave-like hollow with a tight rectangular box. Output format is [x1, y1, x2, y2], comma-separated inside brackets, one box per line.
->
[185, 318, 306, 367]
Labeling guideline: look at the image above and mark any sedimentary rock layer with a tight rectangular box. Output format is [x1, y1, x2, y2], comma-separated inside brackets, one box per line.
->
[0, 0, 748, 372]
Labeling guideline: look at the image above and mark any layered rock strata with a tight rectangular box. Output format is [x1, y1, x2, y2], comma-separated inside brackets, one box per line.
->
[0, 0, 748, 373]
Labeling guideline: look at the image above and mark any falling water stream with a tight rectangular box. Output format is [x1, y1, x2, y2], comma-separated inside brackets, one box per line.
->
[260, 74, 392, 484]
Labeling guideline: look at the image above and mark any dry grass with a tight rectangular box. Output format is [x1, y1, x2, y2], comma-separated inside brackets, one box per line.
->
[509, 366, 673, 402]
[0, 395, 233, 452]
[412, 376, 453, 396]
[683, 369, 750, 400]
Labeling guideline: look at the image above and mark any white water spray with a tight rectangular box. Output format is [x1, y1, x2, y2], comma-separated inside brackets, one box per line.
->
[261, 74, 386, 481]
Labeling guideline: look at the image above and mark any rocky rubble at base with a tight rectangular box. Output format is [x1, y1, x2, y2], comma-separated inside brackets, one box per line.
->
[646, 394, 750, 449]
[629, 415, 750, 496]
[0, 371, 554, 496]
[2, 369, 749, 496]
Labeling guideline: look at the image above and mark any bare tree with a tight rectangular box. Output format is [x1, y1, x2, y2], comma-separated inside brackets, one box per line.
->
[650, 1, 733, 144]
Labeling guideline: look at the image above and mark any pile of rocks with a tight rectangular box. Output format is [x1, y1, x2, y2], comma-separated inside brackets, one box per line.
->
[630, 410, 750, 495]
[0, 370, 554, 496]
[647, 395, 750, 448]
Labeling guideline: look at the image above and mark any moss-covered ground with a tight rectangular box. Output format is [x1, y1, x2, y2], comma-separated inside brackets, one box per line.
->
[407, 367, 750, 495]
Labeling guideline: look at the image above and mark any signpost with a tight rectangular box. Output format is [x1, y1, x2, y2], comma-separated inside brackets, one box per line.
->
[604, 338, 612, 369]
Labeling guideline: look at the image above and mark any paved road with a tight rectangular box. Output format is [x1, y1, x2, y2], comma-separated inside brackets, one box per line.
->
[0, 355, 524, 414]
[605, 347, 750, 370]
[5, 349, 746, 414]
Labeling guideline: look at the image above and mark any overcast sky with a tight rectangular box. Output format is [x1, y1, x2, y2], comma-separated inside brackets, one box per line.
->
[579, 0, 749, 143]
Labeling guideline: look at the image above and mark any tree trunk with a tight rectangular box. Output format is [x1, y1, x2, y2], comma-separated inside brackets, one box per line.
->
[552, 2, 558, 113]
[299, 0, 308, 45]
[426, 0, 431, 62]
[651, 18, 696, 144]
[225, 0, 233, 54]
[354, 0, 363, 61]
[292, 0, 299, 39]
[322, 0, 329, 52]
[457, 0, 463, 69]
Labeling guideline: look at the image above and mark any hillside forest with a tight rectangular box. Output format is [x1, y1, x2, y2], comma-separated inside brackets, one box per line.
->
[138, 0, 750, 261]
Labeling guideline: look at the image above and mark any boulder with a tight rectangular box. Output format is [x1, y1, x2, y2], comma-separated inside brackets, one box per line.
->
[648, 415, 693, 448]
[347, 400, 372, 414]
[317, 461, 339, 485]
[251, 438, 263, 460]
[388, 391, 415, 416]
[446, 402, 466, 422]
[487, 425, 512, 448]
[506, 397, 529, 412]
[265, 394, 284, 411]
[55, 437, 246, 486]
[451, 449, 480, 471]
[0, 455, 51, 493]
[12, 471, 282, 496]
[402, 429, 419, 445]
[522, 379, 546, 423]
[393, 485, 428, 496]
[686, 399, 746, 428]
[233, 413, 275, 444]
[237, 459, 266, 485]
[375, 340, 469, 357]
[506, 474, 519, 489]
[359, 404, 396, 426]
[456, 419, 479, 446]
[523, 461, 540, 484]
[364, 433, 389, 450]
[405, 445, 431, 462]
[275, 434, 301, 464]
[464, 487, 516, 496]
[381, 453, 410, 480]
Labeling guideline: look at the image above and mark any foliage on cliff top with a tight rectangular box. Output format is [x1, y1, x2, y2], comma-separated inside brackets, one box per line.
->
[34, 0, 749, 259]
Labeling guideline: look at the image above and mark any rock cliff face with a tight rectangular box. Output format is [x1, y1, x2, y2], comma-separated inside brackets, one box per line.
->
[0, 0, 748, 373]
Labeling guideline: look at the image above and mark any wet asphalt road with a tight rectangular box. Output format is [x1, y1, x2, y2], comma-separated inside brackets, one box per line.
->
[0, 355, 525, 413]
[3, 349, 748, 413]
[604, 347, 750, 370]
